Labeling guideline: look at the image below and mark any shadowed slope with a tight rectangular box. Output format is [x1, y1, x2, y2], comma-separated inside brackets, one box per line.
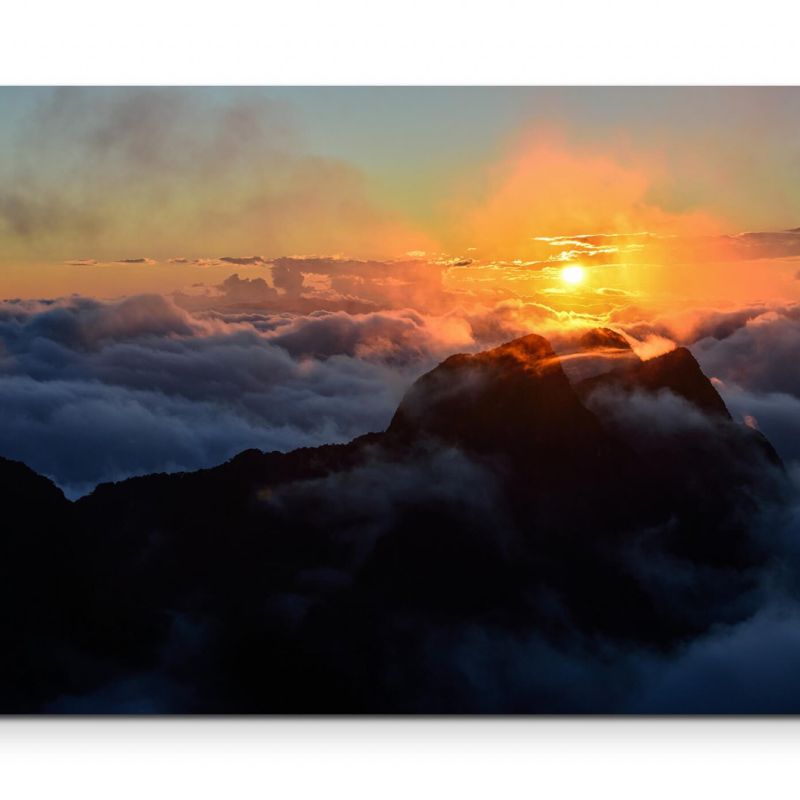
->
[388, 333, 611, 457]
[577, 346, 732, 419]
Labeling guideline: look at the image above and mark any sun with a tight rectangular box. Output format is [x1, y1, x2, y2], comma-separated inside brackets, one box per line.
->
[561, 265, 585, 286]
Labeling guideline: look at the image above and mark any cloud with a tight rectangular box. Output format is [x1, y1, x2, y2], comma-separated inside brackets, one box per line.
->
[63, 256, 159, 266]
[629, 608, 800, 713]
[218, 255, 267, 266]
[215, 273, 277, 303]
[164, 255, 456, 317]
[0, 88, 429, 264]
[163, 256, 269, 269]
[626, 303, 800, 474]
[6, 274, 795, 502]
[0, 285, 618, 498]
[0, 293, 467, 496]
[266, 308, 473, 363]
[692, 310, 800, 398]
[721, 229, 800, 260]
[271, 260, 306, 295]
[0, 374, 317, 498]
[704, 383, 800, 466]
[267, 256, 450, 310]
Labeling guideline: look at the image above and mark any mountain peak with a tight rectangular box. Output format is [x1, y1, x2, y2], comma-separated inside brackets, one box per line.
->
[387, 333, 610, 458]
[430, 333, 560, 379]
[577, 345, 731, 419]
[578, 327, 633, 353]
[484, 332, 558, 363]
[558, 326, 640, 384]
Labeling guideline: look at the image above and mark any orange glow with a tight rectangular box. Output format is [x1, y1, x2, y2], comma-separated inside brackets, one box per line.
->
[1, 112, 799, 328]
[449, 129, 725, 263]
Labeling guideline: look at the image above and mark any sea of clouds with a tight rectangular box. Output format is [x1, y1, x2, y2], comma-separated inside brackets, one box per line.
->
[1, 261, 799, 498]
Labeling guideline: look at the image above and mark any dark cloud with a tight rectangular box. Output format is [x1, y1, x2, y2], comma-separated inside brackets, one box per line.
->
[63, 257, 158, 266]
[0, 192, 102, 241]
[271, 260, 305, 295]
[216, 273, 277, 303]
[218, 256, 267, 266]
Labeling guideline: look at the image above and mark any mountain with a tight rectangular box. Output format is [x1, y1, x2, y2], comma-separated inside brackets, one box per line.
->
[0, 330, 788, 712]
[387, 334, 642, 527]
[577, 345, 732, 419]
[388, 333, 605, 452]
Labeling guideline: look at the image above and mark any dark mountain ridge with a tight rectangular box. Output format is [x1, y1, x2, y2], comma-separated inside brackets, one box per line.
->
[0, 330, 789, 712]
[577, 344, 732, 419]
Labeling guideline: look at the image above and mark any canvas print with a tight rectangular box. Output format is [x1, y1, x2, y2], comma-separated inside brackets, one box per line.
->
[1, 87, 799, 713]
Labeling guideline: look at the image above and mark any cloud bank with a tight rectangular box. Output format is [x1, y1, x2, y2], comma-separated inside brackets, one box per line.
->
[2, 270, 799, 498]
[0, 292, 479, 496]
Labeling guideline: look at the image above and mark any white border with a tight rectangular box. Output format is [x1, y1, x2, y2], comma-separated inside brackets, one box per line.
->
[1, 719, 800, 798]
[1, 0, 799, 85]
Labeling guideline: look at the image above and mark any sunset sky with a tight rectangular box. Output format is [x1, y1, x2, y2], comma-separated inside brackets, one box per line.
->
[2, 87, 800, 497]
[1, 87, 799, 313]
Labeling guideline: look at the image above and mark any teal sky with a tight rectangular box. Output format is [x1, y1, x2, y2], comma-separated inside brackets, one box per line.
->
[263, 87, 800, 229]
[2, 86, 799, 231]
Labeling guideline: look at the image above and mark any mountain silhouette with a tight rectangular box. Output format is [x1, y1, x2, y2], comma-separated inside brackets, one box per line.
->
[389, 334, 609, 454]
[577, 345, 732, 419]
[0, 330, 788, 712]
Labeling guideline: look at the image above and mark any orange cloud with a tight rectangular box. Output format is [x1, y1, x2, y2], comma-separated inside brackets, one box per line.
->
[448, 129, 724, 261]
